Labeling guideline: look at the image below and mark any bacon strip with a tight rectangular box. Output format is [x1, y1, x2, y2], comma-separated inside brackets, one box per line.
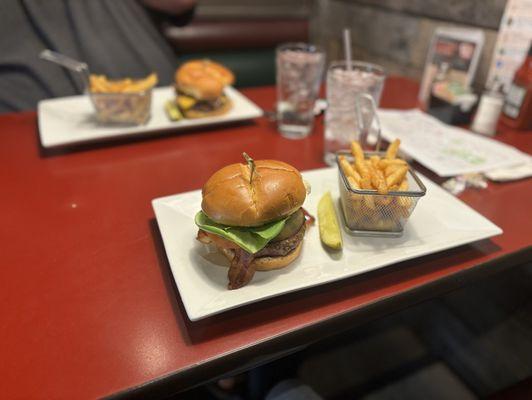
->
[196, 230, 256, 289]
[197, 230, 239, 249]
[227, 249, 256, 290]
[196, 230, 212, 244]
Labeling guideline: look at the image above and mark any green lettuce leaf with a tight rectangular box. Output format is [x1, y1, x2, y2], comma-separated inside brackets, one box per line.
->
[194, 211, 287, 254]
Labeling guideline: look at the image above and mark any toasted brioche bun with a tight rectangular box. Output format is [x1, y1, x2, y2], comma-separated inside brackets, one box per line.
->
[220, 241, 303, 271]
[202, 160, 306, 227]
[176, 60, 235, 100]
[183, 97, 233, 119]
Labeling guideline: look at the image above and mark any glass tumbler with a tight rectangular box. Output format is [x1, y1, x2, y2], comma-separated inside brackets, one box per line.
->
[276, 43, 325, 139]
[324, 61, 385, 165]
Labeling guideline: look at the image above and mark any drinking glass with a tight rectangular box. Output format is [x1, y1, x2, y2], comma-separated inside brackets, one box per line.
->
[324, 61, 385, 165]
[276, 43, 325, 139]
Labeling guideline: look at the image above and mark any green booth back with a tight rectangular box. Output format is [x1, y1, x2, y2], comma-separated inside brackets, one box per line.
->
[178, 49, 276, 88]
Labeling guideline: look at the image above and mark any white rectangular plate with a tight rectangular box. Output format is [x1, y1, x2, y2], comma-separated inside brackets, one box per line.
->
[38, 86, 263, 148]
[152, 168, 502, 321]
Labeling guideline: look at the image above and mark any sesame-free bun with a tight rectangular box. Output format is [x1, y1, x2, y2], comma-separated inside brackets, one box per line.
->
[201, 159, 306, 227]
[176, 59, 235, 100]
[220, 241, 303, 271]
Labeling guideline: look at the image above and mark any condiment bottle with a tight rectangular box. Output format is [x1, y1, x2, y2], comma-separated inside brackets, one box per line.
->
[472, 85, 504, 136]
[500, 43, 532, 130]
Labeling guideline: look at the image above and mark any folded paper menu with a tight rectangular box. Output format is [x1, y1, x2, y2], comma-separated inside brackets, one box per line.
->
[377, 109, 531, 177]
[484, 160, 532, 181]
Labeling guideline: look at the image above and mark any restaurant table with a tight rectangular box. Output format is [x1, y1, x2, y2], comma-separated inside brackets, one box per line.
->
[1, 77, 531, 399]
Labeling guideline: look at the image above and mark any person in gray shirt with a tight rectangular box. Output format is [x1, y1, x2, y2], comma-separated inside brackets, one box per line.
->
[0, 0, 195, 113]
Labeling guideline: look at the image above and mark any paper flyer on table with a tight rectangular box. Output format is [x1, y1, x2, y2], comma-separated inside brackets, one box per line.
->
[377, 109, 531, 177]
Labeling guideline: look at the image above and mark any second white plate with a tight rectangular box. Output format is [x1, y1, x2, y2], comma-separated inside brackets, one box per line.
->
[152, 167, 502, 321]
[38, 86, 263, 148]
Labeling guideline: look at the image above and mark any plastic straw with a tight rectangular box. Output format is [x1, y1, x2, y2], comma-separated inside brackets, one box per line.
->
[343, 28, 352, 71]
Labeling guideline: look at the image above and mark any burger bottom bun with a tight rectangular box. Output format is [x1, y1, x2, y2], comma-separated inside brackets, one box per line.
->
[220, 241, 303, 271]
[183, 97, 233, 119]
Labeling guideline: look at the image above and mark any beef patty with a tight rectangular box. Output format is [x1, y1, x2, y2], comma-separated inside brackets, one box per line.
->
[254, 223, 306, 258]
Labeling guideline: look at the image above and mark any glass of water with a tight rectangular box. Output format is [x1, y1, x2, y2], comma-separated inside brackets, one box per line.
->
[324, 61, 385, 165]
[276, 43, 325, 139]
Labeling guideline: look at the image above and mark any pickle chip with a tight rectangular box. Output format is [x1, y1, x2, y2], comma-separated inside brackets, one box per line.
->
[318, 191, 343, 250]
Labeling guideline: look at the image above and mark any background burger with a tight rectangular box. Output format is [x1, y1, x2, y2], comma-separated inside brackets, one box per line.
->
[195, 154, 310, 290]
[174, 59, 235, 118]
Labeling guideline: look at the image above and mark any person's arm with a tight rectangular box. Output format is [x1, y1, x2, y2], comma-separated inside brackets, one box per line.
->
[141, 0, 196, 15]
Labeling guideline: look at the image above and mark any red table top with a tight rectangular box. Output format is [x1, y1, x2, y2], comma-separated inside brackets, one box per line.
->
[1, 77, 531, 399]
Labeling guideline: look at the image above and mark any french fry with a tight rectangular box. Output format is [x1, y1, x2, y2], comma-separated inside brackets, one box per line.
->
[385, 139, 401, 160]
[350, 140, 365, 162]
[347, 175, 360, 190]
[347, 176, 362, 203]
[89, 73, 158, 93]
[360, 176, 372, 190]
[386, 165, 408, 187]
[384, 164, 401, 177]
[358, 174, 376, 210]
[123, 73, 158, 92]
[397, 179, 412, 209]
[398, 179, 409, 191]
[351, 164, 362, 182]
[369, 155, 381, 169]
[89, 75, 107, 92]
[377, 158, 407, 169]
[355, 157, 371, 180]
[368, 163, 388, 194]
[339, 156, 361, 183]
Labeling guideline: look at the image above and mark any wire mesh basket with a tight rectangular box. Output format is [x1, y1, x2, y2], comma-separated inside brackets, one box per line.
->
[90, 89, 153, 126]
[337, 151, 426, 237]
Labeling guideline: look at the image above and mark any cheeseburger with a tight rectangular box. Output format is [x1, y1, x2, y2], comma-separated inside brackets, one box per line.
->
[195, 154, 309, 290]
[175, 59, 235, 118]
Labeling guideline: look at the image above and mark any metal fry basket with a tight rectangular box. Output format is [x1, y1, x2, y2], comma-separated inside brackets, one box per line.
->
[336, 151, 426, 237]
[90, 89, 153, 126]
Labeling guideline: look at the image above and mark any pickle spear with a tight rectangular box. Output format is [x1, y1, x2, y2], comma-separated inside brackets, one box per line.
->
[317, 191, 343, 250]
[165, 99, 183, 121]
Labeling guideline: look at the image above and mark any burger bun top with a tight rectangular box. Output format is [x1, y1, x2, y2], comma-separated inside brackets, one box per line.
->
[201, 159, 306, 227]
[176, 60, 235, 100]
